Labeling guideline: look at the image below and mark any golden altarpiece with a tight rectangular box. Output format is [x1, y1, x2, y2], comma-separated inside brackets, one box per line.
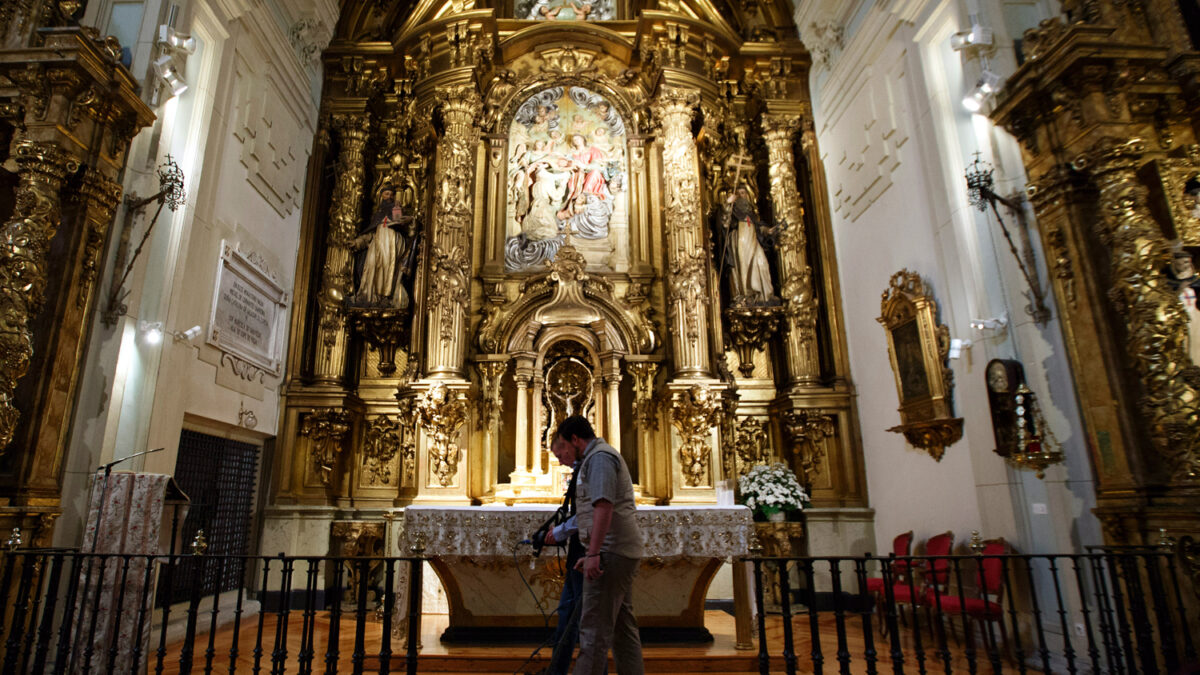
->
[273, 0, 869, 542]
[0, 1, 154, 544]
[989, 0, 1200, 554]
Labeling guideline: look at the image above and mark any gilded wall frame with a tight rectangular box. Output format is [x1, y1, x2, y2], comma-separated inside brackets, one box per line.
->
[877, 269, 962, 460]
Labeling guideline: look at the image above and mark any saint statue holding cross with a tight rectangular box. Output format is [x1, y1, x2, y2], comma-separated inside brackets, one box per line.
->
[715, 152, 779, 307]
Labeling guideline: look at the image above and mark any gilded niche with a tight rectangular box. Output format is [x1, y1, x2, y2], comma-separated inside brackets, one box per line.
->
[504, 86, 629, 272]
[878, 270, 963, 461]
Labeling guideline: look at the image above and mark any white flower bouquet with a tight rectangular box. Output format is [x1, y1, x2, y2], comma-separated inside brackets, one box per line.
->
[738, 463, 810, 520]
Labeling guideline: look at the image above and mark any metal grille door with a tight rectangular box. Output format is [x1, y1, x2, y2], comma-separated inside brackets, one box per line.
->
[163, 429, 259, 604]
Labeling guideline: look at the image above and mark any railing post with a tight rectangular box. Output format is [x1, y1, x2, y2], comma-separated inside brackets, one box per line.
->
[204, 555, 229, 672]
[801, 559, 822, 675]
[381, 557, 395, 674]
[852, 557, 877, 674]
[1069, 555, 1101, 672]
[298, 558, 319, 674]
[251, 556, 274, 675]
[353, 558, 368, 673]
[1046, 555, 1078, 673]
[103, 554, 134, 673]
[31, 551, 66, 673]
[1162, 547, 1198, 663]
[325, 558, 344, 675]
[778, 558, 797, 675]
[4, 551, 37, 675]
[130, 554, 157, 673]
[949, 555, 975, 673]
[829, 558, 851, 674]
[154, 553, 178, 675]
[228, 556, 249, 675]
[752, 556, 769, 675]
[1144, 550, 1179, 671]
[406, 542, 425, 675]
[272, 555, 296, 674]
[880, 555, 904, 674]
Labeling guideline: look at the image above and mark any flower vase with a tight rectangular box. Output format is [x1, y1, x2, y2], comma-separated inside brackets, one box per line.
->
[767, 511, 786, 523]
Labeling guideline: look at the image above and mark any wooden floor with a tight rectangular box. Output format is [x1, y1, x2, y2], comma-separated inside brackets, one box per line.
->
[155, 608, 1031, 674]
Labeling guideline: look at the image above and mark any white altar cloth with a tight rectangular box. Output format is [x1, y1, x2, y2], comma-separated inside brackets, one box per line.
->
[401, 505, 752, 558]
[396, 505, 753, 641]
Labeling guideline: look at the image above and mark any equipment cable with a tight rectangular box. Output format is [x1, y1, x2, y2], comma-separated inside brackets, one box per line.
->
[510, 539, 564, 675]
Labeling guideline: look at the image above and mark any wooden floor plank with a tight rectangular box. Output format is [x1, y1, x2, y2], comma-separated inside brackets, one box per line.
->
[156, 609, 1030, 673]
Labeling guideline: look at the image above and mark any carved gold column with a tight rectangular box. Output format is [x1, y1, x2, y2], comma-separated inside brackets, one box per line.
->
[652, 87, 711, 378]
[0, 140, 74, 452]
[1087, 139, 1200, 480]
[315, 112, 369, 384]
[424, 84, 481, 378]
[17, 169, 122, 499]
[762, 112, 819, 386]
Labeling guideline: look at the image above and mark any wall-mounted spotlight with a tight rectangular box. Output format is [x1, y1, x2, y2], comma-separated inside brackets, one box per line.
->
[139, 320, 164, 344]
[154, 54, 188, 98]
[173, 325, 203, 343]
[157, 25, 197, 54]
[962, 70, 1002, 112]
[951, 24, 994, 51]
[949, 338, 973, 359]
[970, 315, 1009, 332]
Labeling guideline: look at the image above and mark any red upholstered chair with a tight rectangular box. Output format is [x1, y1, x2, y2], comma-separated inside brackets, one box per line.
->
[930, 538, 1010, 652]
[865, 530, 915, 596]
[872, 531, 953, 634]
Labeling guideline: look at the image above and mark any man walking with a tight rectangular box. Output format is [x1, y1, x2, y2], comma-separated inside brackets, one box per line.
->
[553, 416, 644, 675]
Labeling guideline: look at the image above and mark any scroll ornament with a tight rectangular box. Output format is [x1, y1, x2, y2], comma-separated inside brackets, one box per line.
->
[300, 409, 351, 486]
[362, 415, 402, 485]
[415, 384, 468, 487]
[671, 385, 721, 487]
[473, 360, 509, 431]
[627, 361, 659, 429]
[782, 409, 835, 489]
[734, 417, 770, 472]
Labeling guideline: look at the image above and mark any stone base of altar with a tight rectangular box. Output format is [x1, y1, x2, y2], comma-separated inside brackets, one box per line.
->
[400, 505, 752, 645]
[432, 556, 722, 643]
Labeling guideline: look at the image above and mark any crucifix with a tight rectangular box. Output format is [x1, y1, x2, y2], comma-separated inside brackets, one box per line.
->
[726, 149, 755, 192]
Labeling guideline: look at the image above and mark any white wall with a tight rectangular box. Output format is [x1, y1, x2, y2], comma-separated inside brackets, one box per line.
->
[795, 0, 1102, 557]
[57, 0, 334, 547]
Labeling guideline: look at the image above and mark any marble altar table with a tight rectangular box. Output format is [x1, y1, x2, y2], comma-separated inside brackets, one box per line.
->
[399, 505, 752, 642]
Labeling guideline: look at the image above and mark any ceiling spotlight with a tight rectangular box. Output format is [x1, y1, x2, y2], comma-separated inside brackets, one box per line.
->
[154, 54, 189, 98]
[961, 70, 1002, 112]
[951, 24, 994, 51]
[158, 25, 197, 54]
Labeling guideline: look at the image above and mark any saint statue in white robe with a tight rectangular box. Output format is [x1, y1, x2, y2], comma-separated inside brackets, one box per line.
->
[719, 186, 778, 307]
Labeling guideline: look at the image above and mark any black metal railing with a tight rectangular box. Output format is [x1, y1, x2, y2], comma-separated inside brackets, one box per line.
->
[4, 545, 1197, 674]
[0, 549, 425, 675]
[746, 548, 1199, 674]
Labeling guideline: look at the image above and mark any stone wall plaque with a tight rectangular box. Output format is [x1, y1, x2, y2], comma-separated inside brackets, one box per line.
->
[208, 241, 289, 374]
